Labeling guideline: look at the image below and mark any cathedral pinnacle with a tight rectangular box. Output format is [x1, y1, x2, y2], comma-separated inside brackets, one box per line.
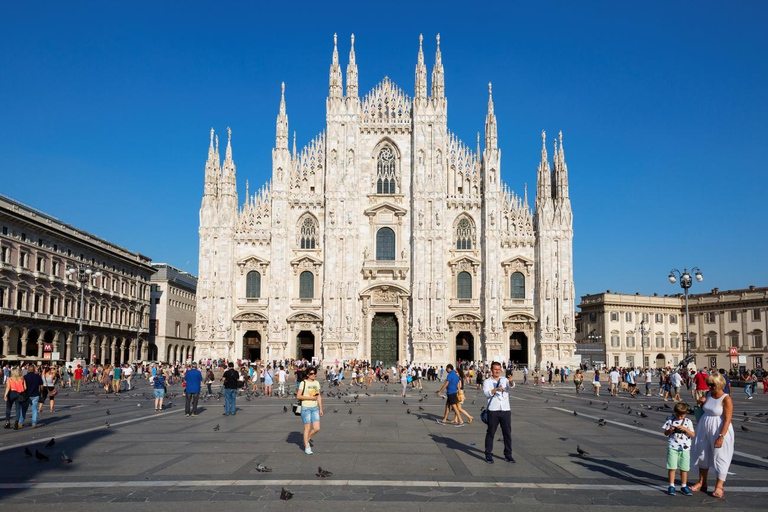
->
[292, 131, 297, 158]
[275, 83, 289, 150]
[329, 33, 343, 99]
[431, 33, 444, 100]
[536, 130, 552, 206]
[484, 82, 497, 150]
[415, 33, 428, 100]
[346, 33, 358, 98]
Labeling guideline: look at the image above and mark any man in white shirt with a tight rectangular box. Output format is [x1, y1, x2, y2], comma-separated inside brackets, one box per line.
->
[483, 361, 515, 464]
[123, 364, 134, 391]
[670, 371, 683, 402]
[626, 367, 637, 397]
[609, 368, 621, 396]
[277, 366, 287, 396]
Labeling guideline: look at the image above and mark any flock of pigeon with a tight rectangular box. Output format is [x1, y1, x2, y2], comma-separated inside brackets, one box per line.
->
[23, 437, 72, 464]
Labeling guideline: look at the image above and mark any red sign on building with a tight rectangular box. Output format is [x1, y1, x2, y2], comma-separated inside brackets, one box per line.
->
[44, 343, 53, 352]
[729, 347, 738, 356]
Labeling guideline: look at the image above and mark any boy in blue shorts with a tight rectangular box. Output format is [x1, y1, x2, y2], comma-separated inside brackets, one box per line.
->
[662, 402, 695, 495]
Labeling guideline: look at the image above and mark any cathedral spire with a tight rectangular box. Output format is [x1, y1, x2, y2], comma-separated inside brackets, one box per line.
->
[220, 127, 237, 199]
[536, 130, 552, 206]
[292, 131, 297, 158]
[329, 33, 343, 100]
[430, 34, 445, 100]
[203, 128, 219, 197]
[415, 34, 427, 100]
[484, 82, 497, 150]
[346, 34, 358, 98]
[275, 82, 288, 150]
[554, 130, 570, 200]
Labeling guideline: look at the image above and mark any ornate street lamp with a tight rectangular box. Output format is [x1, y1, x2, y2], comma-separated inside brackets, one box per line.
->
[635, 320, 650, 369]
[65, 264, 102, 360]
[668, 267, 703, 366]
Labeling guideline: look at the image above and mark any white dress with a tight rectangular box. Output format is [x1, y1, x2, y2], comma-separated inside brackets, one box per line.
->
[691, 393, 734, 480]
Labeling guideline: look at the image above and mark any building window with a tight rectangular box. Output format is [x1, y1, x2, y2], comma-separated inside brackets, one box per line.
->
[52, 261, 59, 276]
[688, 335, 697, 350]
[689, 314, 695, 325]
[655, 313, 663, 323]
[655, 336, 664, 349]
[753, 309, 762, 321]
[36, 256, 44, 272]
[175, 321, 181, 338]
[642, 313, 649, 323]
[704, 312, 715, 323]
[729, 334, 739, 347]
[626, 355, 634, 368]
[610, 335, 620, 348]
[188, 324, 193, 339]
[610, 311, 619, 322]
[376, 145, 397, 194]
[642, 336, 650, 349]
[246, 271, 261, 298]
[670, 337, 680, 349]
[589, 312, 596, 322]
[669, 314, 677, 324]
[19, 252, 28, 268]
[299, 271, 314, 299]
[626, 335, 635, 348]
[298, 215, 318, 249]
[705, 334, 717, 350]
[510, 272, 525, 299]
[455, 217, 474, 250]
[729, 310, 738, 322]
[33, 293, 41, 313]
[0, 287, 5, 308]
[752, 332, 763, 348]
[457, 271, 472, 299]
[16, 290, 25, 310]
[376, 227, 395, 261]
[625, 312, 632, 322]
[614, 356, 620, 367]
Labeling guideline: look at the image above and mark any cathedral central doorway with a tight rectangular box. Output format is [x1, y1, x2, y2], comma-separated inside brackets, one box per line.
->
[371, 313, 399, 366]
[509, 332, 528, 367]
[296, 331, 315, 361]
[243, 330, 261, 361]
[455, 332, 474, 363]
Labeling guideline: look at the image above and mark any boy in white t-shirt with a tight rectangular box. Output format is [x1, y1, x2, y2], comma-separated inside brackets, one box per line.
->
[662, 402, 695, 496]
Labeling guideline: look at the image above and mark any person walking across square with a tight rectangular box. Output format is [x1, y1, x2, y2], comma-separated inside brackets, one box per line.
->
[483, 361, 515, 463]
[296, 367, 323, 454]
[221, 363, 239, 416]
[184, 362, 203, 417]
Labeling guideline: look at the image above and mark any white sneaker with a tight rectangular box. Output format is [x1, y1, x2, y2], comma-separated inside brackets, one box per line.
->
[305, 447, 313, 454]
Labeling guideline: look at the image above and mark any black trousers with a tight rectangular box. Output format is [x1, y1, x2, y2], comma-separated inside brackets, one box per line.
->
[185, 392, 200, 414]
[485, 410, 512, 458]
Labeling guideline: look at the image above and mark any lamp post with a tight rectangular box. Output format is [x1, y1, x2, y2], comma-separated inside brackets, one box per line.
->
[635, 320, 650, 369]
[131, 304, 143, 362]
[668, 267, 703, 366]
[588, 329, 602, 368]
[65, 263, 102, 361]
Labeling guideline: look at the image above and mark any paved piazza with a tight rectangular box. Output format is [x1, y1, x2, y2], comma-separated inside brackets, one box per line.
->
[1, 376, 766, 510]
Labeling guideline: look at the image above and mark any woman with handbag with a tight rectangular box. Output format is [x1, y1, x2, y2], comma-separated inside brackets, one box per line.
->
[453, 367, 473, 424]
[41, 366, 59, 413]
[4, 367, 27, 430]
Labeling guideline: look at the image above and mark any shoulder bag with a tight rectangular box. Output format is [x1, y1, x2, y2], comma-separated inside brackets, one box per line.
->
[480, 380, 499, 424]
[293, 382, 305, 416]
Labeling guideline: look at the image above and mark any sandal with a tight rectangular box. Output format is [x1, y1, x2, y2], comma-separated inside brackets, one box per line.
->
[688, 482, 707, 493]
[711, 488, 724, 499]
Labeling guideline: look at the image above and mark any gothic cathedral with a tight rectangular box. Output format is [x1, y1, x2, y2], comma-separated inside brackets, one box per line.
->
[195, 34, 576, 368]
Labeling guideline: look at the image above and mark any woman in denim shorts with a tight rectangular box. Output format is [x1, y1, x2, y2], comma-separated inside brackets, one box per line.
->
[296, 367, 323, 455]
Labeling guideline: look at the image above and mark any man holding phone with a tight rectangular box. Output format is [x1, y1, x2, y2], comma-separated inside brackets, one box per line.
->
[483, 361, 515, 463]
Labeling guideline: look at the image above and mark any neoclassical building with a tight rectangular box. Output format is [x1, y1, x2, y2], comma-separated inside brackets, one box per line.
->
[149, 263, 198, 363]
[0, 194, 153, 364]
[195, 34, 576, 367]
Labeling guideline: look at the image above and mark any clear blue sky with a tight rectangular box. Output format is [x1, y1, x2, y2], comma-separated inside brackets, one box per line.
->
[2, 2, 766, 301]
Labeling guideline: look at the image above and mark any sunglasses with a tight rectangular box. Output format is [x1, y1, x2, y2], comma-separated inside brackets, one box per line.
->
[308, 372, 316, 376]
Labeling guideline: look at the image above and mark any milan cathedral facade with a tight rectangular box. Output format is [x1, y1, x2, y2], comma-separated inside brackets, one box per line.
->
[194, 34, 576, 368]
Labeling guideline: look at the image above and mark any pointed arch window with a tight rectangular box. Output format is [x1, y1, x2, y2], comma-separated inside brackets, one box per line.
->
[455, 217, 474, 250]
[298, 215, 318, 249]
[510, 272, 525, 299]
[457, 271, 472, 299]
[376, 227, 395, 261]
[246, 271, 261, 299]
[376, 145, 397, 194]
[299, 271, 314, 299]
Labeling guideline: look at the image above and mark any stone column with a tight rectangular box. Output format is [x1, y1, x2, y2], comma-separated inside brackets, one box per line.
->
[140, 339, 148, 361]
[20, 330, 29, 356]
[101, 339, 108, 364]
[119, 340, 126, 365]
[65, 332, 73, 362]
[38, 340, 44, 358]
[52, 330, 60, 358]
[110, 338, 117, 364]
[1, 327, 9, 355]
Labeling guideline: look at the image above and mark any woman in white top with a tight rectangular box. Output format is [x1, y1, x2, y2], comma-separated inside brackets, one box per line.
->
[689, 373, 734, 499]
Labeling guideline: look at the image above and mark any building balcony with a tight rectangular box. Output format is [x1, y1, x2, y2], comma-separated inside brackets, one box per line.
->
[362, 259, 409, 280]
[236, 297, 269, 309]
[290, 297, 322, 310]
[449, 298, 480, 309]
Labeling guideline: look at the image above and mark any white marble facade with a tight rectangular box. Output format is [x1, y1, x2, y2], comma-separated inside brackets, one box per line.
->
[194, 34, 576, 368]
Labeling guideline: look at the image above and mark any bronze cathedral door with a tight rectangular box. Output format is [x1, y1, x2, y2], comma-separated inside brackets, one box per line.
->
[370, 313, 398, 365]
